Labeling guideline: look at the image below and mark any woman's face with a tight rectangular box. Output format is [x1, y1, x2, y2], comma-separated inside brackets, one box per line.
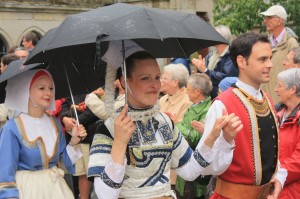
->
[160, 71, 179, 95]
[29, 75, 54, 110]
[274, 80, 295, 104]
[125, 58, 161, 108]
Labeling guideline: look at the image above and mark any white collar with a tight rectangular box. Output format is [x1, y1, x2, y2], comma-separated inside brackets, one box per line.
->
[235, 79, 263, 100]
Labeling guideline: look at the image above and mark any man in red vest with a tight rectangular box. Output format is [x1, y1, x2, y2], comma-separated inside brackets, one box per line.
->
[198, 32, 287, 199]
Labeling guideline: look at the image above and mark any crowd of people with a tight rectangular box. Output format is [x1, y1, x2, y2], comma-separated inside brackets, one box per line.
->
[0, 4, 300, 199]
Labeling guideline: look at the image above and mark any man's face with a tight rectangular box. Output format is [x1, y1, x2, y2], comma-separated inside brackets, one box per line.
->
[15, 50, 29, 59]
[263, 16, 283, 33]
[239, 42, 273, 89]
[283, 51, 299, 69]
[22, 38, 33, 50]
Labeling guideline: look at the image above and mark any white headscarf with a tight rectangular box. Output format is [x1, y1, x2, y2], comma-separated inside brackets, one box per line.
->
[5, 69, 56, 114]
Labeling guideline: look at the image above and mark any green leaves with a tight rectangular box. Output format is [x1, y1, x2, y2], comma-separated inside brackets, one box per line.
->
[213, 0, 300, 38]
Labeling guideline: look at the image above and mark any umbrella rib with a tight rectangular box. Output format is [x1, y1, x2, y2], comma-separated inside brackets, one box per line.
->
[175, 39, 188, 59]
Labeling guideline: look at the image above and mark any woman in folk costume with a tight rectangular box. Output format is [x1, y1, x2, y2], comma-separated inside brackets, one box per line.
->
[0, 69, 87, 199]
[87, 41, 243, 199]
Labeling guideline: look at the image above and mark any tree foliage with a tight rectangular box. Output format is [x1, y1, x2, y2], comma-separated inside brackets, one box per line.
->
[213, 0, 300, 38]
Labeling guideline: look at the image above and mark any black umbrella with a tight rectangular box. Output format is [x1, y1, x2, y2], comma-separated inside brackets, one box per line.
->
[0, 59, 106, 100]
[25, 3, 227, 66]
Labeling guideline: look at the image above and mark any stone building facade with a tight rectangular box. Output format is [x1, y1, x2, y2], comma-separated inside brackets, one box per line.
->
[0, 0, 215, 57]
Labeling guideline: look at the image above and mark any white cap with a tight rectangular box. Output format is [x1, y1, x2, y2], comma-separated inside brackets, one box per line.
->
[102, 40, 145, 69]
[260, 5, 287, 21]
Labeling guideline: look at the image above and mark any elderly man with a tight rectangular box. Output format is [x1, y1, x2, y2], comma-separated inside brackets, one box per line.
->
[14, 47, 29, 59]
[260, 5, 299, 103]
[192, 25, 238, 99]
[283, 47, 300, 69]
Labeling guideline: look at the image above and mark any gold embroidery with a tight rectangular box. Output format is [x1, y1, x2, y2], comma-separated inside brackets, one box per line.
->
[238, 88, 270, 117]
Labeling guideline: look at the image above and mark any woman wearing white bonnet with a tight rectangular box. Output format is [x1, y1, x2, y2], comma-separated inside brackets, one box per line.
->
[0, 69, 87, 199]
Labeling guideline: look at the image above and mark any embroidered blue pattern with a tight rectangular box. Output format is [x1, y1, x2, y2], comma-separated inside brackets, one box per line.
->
[100, 170, 123, 189]
[193, 150, 210, 168]
[137, 148, 172, 187]
[89, 144, 112, 155]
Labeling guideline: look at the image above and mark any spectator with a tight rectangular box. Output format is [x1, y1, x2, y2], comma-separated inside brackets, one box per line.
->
[260, 5, 299, 103]
[22, 32, 39, 52]
[160, 63, 192, 123]
[274, 68, 300, 199]
[60, 95, 100, 199]
[175, 73, 213, 199]
[14, 46, 29, 59]
[171, 57, 191, 74]
[218, 77, 238, 94]
[283, 47, 300, 69]
[0, 54, 20, 74]
[192, 25, 238, 99]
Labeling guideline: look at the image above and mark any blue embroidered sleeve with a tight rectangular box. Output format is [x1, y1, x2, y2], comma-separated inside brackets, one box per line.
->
[88, 134, 123, 189]
[193, 150, 210, 168]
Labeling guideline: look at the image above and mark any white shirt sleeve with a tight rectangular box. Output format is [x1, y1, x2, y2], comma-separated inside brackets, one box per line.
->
[66, 144, 83, 164]
[274, 161, 287, 188]
[93, 155, 126, 199]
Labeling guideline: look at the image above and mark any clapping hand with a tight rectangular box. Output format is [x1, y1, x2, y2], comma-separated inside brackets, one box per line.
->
[164, 112, 179, 124]
[191, 120, 205, 134]
[192, 55, 206, 73]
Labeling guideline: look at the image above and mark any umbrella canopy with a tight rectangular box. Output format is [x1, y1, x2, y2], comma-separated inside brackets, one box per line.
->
[0, 59, 106, 99]
[25, 3, 227, 65]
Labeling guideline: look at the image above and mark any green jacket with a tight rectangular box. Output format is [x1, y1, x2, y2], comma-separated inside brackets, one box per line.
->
[176, 96, 211, 148]
[175, 96, 211, 197]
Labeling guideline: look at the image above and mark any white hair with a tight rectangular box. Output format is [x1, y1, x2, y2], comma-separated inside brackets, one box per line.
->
[215, 25, 232, 43]
[277, 68, 300, 97]
[163, 63, 189, 88]
[188, 73, 212, 97]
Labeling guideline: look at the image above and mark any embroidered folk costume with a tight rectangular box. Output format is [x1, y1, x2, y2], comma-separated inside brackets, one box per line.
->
[198, 80, 287, 199]
[88, 104, 215, 199]
[0, 70, 82, 199]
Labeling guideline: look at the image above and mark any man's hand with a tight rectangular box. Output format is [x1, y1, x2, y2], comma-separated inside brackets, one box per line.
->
[222, 113, 243, 143]
[62, 116, 76, 133]
[266, 178, 282, 199]
[192, 55, 206, 73]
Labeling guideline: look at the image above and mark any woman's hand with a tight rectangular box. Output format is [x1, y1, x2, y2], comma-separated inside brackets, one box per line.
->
[111, 105, 136, 164]
[69, 124, 87, 145]
[164, 112, 179, 124]
[191, 120, 205, 134]
[204, 108, 243, 148]
[114, 105, 136, 145]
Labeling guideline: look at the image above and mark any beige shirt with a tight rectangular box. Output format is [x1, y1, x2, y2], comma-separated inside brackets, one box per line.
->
[159, 88, 192, 124]
[261, 29, 299, 104]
